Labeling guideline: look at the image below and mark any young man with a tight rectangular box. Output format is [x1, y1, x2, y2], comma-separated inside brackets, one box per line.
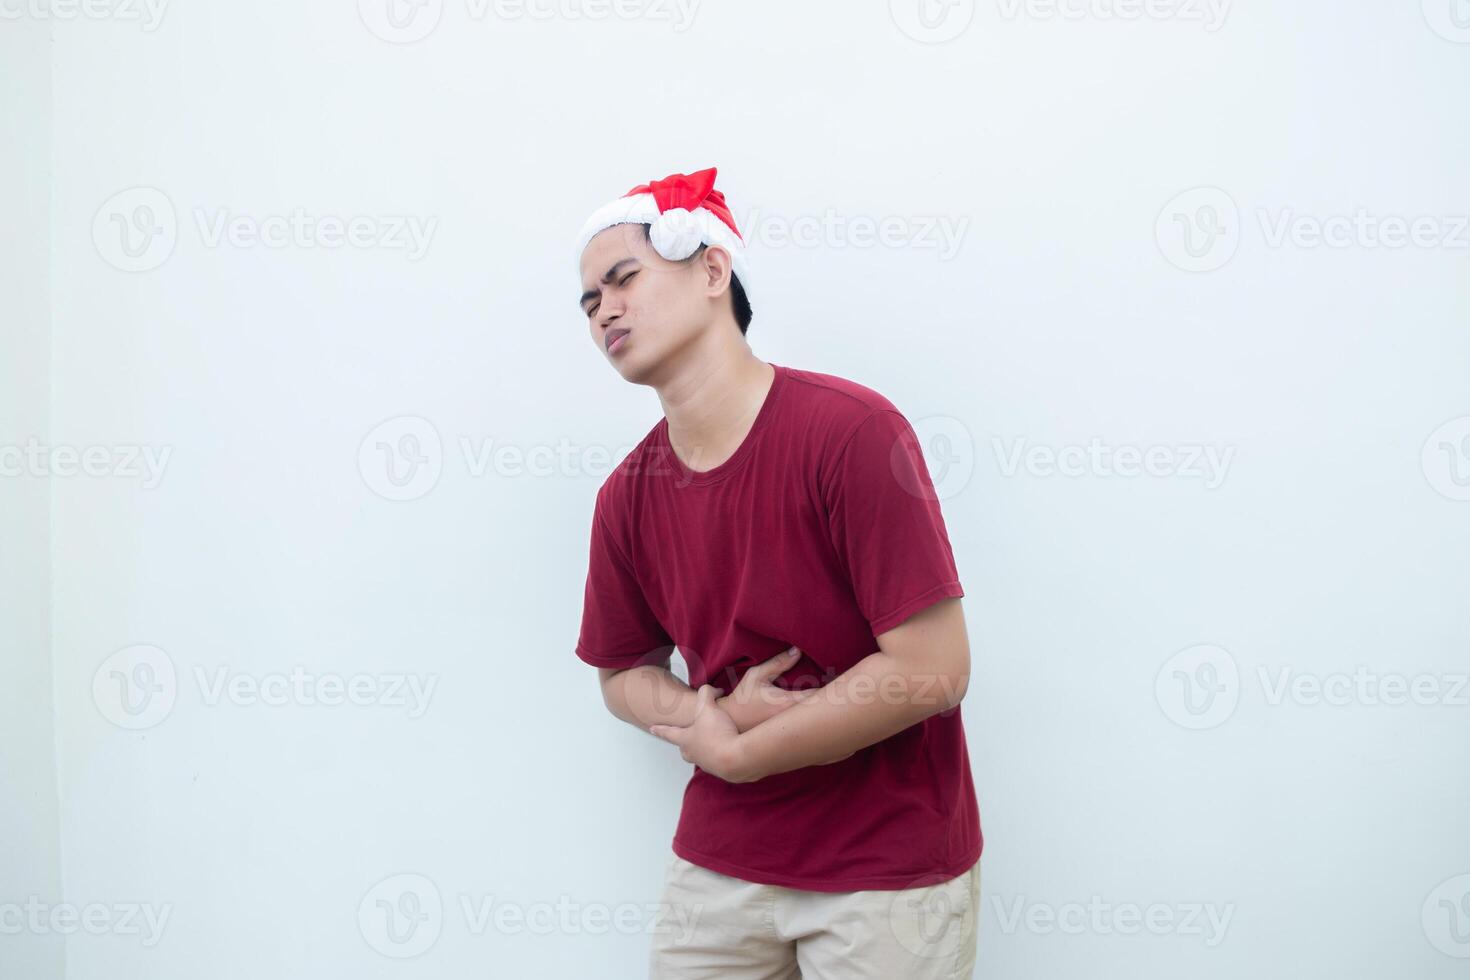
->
[574, 168, 982, 978]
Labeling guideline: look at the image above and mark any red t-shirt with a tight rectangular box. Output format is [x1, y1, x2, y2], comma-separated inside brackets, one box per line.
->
[575, 362, 982, 891]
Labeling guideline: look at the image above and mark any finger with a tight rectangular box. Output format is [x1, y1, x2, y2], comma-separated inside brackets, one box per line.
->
[695, 684, 719, 710]
[648, 724, 686, 746]
[750, 646, 802, 681]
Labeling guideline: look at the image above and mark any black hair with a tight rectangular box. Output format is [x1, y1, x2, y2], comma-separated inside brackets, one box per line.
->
[640, 225, 753, 336]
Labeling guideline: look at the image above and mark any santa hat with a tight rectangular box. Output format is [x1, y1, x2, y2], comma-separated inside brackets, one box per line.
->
[575, 167, 751, 295]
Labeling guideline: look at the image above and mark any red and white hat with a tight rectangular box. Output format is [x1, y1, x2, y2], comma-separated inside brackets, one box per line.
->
[575, 167, 751, 294]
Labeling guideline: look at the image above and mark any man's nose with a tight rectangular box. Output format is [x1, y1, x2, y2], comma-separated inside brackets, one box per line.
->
[598, 299, 624, 329]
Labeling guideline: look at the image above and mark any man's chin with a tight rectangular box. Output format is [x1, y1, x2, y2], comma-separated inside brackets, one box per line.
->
[614, 358, 653, 384]
[619, 347, 675, 386]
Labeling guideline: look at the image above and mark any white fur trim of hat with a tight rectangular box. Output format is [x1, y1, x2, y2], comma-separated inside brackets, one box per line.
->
[575, 167, 752, 296]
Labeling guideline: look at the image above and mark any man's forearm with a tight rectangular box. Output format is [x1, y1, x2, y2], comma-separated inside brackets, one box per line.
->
[728, 650, 967, 781]
[602, 664, 701, 729]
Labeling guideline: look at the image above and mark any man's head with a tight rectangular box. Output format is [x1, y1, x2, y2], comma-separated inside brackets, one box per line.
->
[575, 168, 754, 381]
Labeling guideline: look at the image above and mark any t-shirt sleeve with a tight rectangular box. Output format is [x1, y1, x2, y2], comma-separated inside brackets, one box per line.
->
[575, 492, 675, 670]
[823, 409, 965, 637]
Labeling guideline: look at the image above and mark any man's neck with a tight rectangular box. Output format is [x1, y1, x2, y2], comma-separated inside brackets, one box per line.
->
[656, 341, 775, 475]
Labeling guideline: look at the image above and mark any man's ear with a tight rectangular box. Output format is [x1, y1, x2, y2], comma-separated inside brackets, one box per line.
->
[699, 244, 734, 296]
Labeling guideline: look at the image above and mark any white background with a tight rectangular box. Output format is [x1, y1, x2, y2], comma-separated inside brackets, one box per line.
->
[3, 0, 1469, 977]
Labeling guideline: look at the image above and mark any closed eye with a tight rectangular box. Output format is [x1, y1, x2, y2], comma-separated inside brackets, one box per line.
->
[585, 272, 638, 318]
[581, 259, 641, 317]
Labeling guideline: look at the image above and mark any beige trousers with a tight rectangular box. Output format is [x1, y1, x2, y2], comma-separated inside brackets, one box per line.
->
[649, 854, 980, 979]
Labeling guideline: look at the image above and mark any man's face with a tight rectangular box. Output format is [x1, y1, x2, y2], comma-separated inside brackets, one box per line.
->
[578, 222, 708, 382]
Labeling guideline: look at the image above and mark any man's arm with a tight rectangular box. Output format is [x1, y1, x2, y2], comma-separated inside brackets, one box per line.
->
[649, 597, 970, 782]
[598, 651, 713, 729]
[598, 646, 809, 734]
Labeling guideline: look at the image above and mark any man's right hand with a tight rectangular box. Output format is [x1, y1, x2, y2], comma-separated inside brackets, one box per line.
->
[717, 646, 818, 733]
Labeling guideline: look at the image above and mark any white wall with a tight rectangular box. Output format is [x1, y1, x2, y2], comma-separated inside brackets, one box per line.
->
[10, 1, 1470, 977]
[0, 15, 65, 980]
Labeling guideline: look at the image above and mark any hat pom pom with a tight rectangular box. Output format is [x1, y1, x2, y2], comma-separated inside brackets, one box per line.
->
[649, 208, 703, 261]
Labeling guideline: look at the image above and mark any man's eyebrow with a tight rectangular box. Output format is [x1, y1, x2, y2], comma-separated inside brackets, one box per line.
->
[578, 258, 639, 309]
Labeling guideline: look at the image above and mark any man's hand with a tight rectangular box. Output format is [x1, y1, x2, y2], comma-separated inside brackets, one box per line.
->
[717, 646, 817, 732]
[722, 597, 970, 782]
[649, 685, 755, 783]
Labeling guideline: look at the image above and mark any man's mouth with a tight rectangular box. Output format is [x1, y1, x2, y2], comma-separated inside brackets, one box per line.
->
[606, 328, 630, 354]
